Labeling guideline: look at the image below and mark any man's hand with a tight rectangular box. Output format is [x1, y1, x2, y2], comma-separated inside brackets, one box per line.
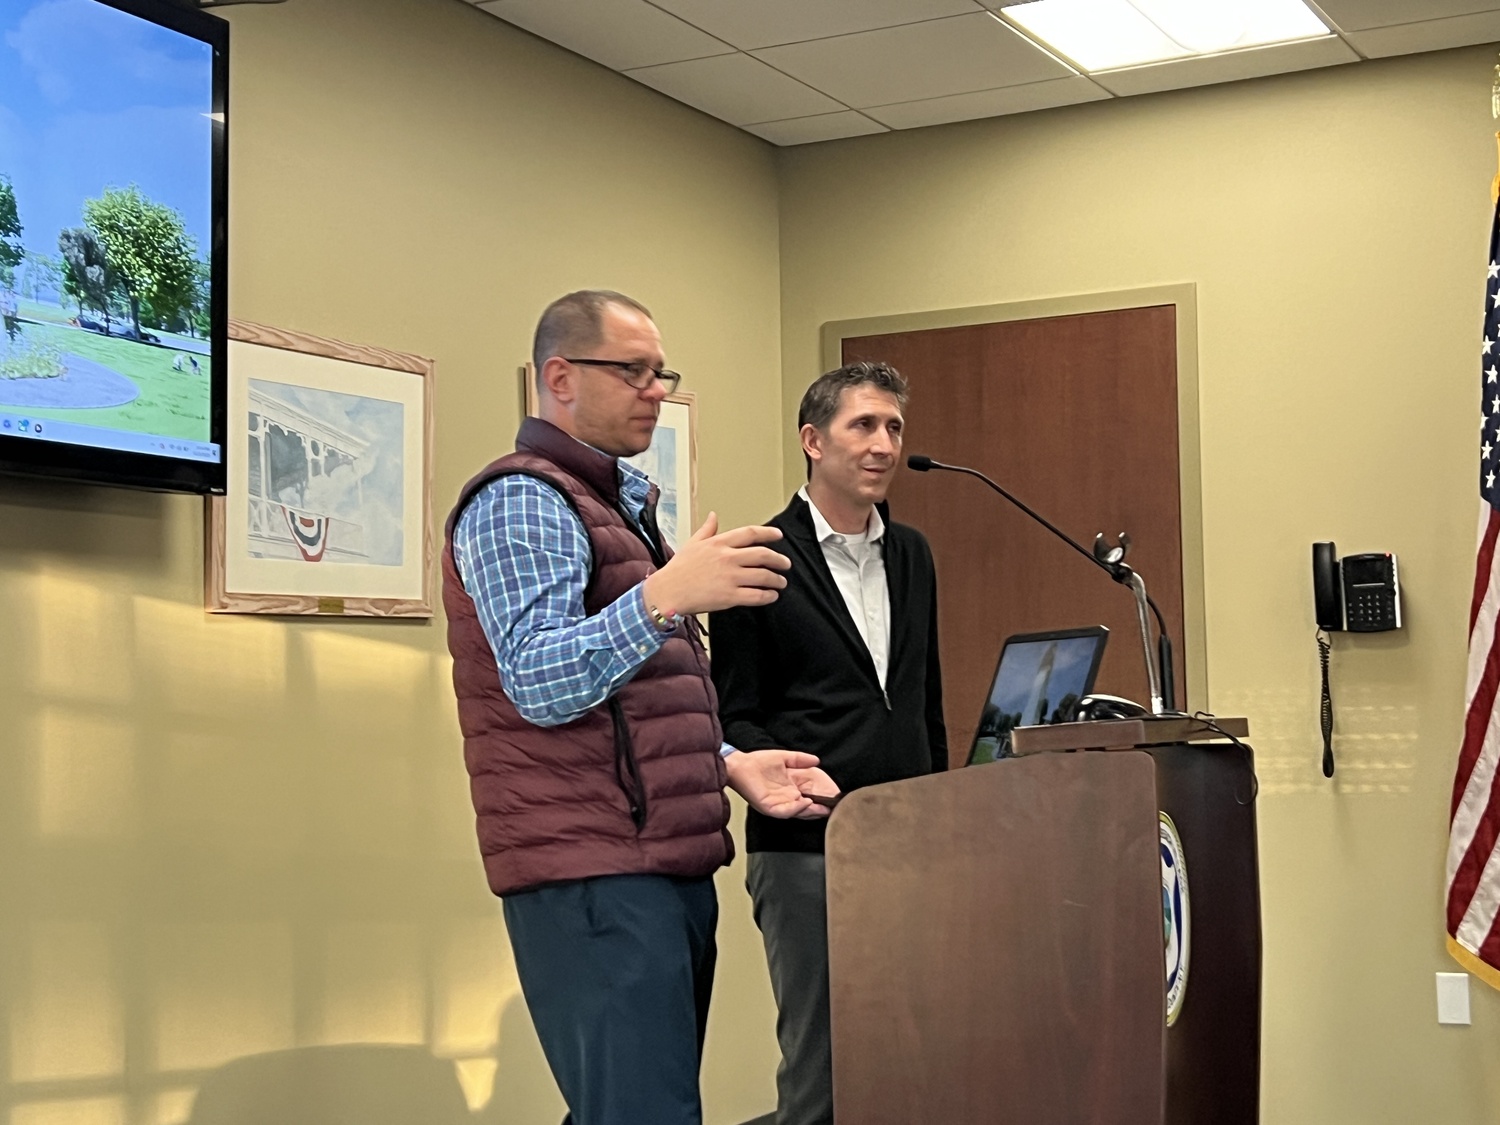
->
[724, 749, 835, 820]
[642, 512, 790, 617]
[788, 765, 840, 812]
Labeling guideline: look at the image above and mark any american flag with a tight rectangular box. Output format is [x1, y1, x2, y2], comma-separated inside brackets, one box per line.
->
[1447, 194, 1500, 989]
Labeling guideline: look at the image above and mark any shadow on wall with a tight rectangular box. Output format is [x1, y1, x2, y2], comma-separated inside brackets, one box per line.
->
[185, 1044, 471, 1125]
[0, 476, 171, 561]
[175, 1003, 770, 1125]
[178, 1032, 774, 1125]
[178, 997, 569, 1125]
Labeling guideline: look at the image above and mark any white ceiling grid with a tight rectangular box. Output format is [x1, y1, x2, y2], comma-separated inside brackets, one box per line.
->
[468, 0, 1500, 144]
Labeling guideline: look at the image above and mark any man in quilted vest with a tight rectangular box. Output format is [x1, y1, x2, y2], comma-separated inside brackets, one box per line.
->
[443, 290, 837, 1125]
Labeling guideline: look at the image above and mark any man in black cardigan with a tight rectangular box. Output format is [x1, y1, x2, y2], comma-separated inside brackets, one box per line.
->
[710, 361, 947, 1125]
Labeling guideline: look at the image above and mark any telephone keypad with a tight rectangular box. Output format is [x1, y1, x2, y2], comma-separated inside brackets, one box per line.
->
[1347, 587, 1397, 631]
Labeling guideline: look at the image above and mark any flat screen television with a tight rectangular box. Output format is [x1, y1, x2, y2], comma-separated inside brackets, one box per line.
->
[0, 0, 227, 493]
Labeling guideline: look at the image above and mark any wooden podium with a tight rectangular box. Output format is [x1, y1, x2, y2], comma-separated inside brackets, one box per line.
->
[824, 719, 1261, 1125]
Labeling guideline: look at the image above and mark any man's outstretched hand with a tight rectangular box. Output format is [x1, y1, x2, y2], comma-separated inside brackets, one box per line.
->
[642, 512, 789, 617]
[725, 749, 841, 820]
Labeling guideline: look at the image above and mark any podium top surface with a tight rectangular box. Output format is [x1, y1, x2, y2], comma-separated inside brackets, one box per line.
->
[1009, 715, 1249, 755]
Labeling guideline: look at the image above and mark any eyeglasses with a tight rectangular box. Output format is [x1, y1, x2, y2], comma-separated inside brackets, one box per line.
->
[564, 358, 681, 394]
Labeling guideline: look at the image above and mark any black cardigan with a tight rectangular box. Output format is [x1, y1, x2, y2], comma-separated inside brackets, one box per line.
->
[710, 494, 947, 853]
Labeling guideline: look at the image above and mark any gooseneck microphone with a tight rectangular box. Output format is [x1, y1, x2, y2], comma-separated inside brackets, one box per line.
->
[907, 453, 1175, 714]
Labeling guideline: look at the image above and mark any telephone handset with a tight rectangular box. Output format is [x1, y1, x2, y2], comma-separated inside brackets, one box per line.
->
[1313, 542, 1342, 630]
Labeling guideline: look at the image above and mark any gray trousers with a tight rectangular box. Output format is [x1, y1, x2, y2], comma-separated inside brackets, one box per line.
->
[746, 851, 833, 1125]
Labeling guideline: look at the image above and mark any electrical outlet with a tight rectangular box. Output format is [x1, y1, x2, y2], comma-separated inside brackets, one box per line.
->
[1437, 972, 1471, 1025]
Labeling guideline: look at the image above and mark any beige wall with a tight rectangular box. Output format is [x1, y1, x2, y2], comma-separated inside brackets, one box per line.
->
[778, 44, 1500, 1125]
[0, 1, 785, 1123]
[7, 2, 1500, 1121]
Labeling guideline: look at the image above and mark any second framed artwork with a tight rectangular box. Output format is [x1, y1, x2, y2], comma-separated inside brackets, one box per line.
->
[522, 362, 697, 552]
[207, 321, 435, 616]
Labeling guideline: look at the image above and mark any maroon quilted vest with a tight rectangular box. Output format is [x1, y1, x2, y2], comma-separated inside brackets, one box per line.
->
[442, 417, 732, 896]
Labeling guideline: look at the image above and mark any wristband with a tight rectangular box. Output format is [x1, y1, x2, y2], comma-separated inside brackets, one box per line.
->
[644, 592, 678, 633]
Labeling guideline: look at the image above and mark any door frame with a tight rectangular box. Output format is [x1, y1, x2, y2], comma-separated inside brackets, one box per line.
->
[819, 283, 1207, 712]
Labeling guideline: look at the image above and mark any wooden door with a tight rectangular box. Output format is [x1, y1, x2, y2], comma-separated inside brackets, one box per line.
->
[843, 306, 1183, 765]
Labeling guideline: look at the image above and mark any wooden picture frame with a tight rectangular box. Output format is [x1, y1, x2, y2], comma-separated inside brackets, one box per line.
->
[627, 392, 697, 551]
[206, 319, 435, 616]
[519, 363, 697, 551]
[522, 361, 539, 420]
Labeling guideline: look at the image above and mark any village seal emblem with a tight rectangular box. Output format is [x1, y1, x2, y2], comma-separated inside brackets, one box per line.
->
[1160, 812, 1190, 1026]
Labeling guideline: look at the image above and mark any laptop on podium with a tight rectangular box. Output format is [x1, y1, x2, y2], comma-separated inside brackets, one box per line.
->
[966, 626, 1108, 765]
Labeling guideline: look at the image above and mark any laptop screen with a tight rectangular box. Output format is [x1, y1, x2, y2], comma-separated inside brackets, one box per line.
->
[967, 627, 1108, 765]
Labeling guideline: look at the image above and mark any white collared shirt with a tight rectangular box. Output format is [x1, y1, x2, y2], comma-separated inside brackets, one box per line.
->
[799, 486, 891, 688]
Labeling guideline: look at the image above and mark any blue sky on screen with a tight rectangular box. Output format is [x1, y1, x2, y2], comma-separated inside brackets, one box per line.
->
[0, 0, 213, 259]
[989, 635, 1101, 717]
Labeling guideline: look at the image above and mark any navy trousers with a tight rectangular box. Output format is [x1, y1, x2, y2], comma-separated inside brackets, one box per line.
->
[502, 873, 719, 1125]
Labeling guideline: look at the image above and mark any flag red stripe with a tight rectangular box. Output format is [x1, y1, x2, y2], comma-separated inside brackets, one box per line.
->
[1450, 809, 1494, 934]
[1450, 693, 1500, 931]
[1452, 620, 1500, 820]
[1448, 512, 1500, 939]
[1478, 910, 1500, 966]
[1471, 509, 1500, 632]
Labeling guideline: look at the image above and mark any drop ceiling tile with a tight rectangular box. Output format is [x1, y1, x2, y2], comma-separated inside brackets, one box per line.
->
[744, 111, 890, 146]
[752, 12, 1074, 109]
[646, 0, 987, 50]
[1311, 0, 1500, 33]
[475, 0, 733, 71]
[1341, 10, 1500, 58]
[866, 75, 1111, 129]
[625, 53, 846, 127]
[1091, 35, 1357, 97]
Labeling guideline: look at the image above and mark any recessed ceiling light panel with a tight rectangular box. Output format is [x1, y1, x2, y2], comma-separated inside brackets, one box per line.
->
[1129, 0, 1248, 52]
[1001, 0, 1330, 72]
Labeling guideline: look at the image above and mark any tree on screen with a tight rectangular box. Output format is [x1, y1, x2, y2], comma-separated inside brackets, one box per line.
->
[142, 254, 202, 338]
[151, 257, 212, 339]
[189, 258, 211, 339]
[0, 176, 22, 288]
[83, 186, 198, 341]
[22, 253, 64, 305]
[59, 227, 119, 333]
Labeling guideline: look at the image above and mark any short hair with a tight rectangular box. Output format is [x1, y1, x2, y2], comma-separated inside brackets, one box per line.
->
[797, 361, 909, 478]
[533, 289, 653, 376]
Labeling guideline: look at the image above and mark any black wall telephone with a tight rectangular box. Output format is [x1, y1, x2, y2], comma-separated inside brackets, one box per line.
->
[1310, 542, 1403, 780]
[1312, 542, 1402, 633]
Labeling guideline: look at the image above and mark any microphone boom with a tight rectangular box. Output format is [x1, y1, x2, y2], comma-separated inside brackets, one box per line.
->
[904, 453, 1175, 713]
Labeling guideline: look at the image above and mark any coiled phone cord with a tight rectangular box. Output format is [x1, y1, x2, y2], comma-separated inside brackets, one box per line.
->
[1317, 629, 1335, 778]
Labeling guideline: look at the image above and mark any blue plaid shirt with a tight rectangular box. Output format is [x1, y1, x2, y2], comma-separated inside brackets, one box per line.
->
[453, 458, 669, 727]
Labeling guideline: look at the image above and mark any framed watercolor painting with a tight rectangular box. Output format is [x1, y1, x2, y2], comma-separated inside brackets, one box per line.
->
[206, 320, 434, 616]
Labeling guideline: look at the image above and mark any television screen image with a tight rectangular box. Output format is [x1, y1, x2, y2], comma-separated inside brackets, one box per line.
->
[0, 0, 226, 492]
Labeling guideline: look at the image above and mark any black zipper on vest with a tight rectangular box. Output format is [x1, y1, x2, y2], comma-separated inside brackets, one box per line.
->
[609, 697, 649, 830]
[619, 502, 668, 569]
